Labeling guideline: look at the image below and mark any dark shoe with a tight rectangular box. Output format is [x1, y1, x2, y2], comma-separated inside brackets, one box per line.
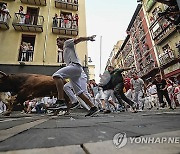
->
[119, 106, 125, 112]
[48, 100, 67, 110]
[147, 106, 153, 110]
[70, 101, 80, 109]
[169, 107, 174, 110]
[85, 106, 99, 117]
[104, 110, 111, 114]
[131, 104, 138, 113]
[99, 109, 104, 112]
[160, 103, 165, 108]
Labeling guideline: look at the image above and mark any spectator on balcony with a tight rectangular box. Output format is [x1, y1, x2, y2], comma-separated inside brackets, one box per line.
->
[64, 14, 69, 28]
[0, 4, 10, 22]
[19, 6, 25, 24]
[74, 0, 78, 4]
[167, 46, 174, 59]
[153, 74, 174, 109]
[143, 43, 149, 51]
[27, 43, 33, 62]
[25, 11, 30, 24]
[150, 16, 155, 23]
[75, 14, 79, 26]
[20, 42, 28, 61]
[53, 13, 58, 27]
[60, 14, 65, 28]
[72, 15, 76, 29]
[66, 14, 72, 29]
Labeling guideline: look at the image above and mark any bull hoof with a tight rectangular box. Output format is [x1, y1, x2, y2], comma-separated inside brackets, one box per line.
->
[2, 111, 11, 116]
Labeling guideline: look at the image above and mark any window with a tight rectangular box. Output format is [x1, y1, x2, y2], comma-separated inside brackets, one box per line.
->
[26, 7, 39, 25]
[59, 11, 73, 29]
[18, 35, 36, 62]
[57, 37, 71, 63]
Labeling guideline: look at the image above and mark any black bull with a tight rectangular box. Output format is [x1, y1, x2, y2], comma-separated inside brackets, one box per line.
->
[0, 71, 68, 114]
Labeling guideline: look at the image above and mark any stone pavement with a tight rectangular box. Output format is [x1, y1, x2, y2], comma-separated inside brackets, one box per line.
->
[0, 108, 180, 154]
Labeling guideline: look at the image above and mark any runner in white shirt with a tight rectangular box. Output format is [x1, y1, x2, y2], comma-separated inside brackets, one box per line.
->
[51, 35, 99, 117]
[146, 82, 159, 110]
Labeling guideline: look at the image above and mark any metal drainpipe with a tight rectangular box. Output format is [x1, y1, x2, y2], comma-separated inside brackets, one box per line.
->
[43, 0, 51, 65]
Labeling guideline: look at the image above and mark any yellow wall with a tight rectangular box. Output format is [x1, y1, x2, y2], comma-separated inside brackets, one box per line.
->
[0, 0, 87, 66]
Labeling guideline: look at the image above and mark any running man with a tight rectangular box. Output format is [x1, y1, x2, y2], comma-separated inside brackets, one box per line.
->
[51, 35, 99, 116]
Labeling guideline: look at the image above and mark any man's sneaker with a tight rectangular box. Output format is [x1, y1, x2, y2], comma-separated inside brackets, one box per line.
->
[85, 106, 99, 117]
[48, 100, 67, 110]
[131, 104, 138, 113]
[70, 101, 80, 109]
[138, 109, 143, 112]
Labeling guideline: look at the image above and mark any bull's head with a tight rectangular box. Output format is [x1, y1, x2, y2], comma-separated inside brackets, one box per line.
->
[0, 71, 12, 92]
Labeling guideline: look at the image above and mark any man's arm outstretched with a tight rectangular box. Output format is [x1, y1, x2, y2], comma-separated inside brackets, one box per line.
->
[74, 35, 96, 45]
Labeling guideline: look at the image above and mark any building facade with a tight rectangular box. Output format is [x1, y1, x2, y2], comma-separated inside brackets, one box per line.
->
[105, 40, 123, 69]
[115, 35, 136, 77]
[112, 1, 179, 82]
[141, 0, 180, 79]
[0, 0, 88, 75]
[126, 4, 159, 80]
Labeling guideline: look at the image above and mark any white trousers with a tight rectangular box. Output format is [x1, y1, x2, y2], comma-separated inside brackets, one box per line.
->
[63, 72, 91, 110]
[133, 91, 144, 110]
[103, 89, 116, 110]
[53, 63, 83, 95]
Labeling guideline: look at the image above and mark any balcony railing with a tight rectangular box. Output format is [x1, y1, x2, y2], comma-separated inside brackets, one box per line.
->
[136, 52, 143, 61]
[0, 11, 11, 30]
[138, 60, 157, 77]
[20, 0, 46, 6]
[52, 17, 78, 36]
[126, 56, 135, 67]
[159, 50, 176, 66]
[55, 0, 78, 11]
[150, 17, 177, 44]
[12, 13, 44, 32]
[155, 25, 177, 45]
[18, 50, 34, 62]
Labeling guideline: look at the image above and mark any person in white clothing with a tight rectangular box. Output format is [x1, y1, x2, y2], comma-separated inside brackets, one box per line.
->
[130, 73, 146, 111]
[0, 4, 10, 22]
[95, 86, 106, 111]
[174, 83, 180, 105]
[51, 35, 98, 117]
[146, 82, 159, 110]
[18, 6, 25, 24]
[63, 71, 91, 112]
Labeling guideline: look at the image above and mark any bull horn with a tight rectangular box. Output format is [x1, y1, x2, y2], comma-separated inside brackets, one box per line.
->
[0, 71, 7, 77]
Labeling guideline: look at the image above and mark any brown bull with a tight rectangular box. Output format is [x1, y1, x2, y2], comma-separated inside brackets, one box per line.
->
[0, 71, 68, 115]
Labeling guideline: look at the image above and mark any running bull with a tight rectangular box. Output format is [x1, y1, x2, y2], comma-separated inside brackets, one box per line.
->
[0, 71, 67, 115]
